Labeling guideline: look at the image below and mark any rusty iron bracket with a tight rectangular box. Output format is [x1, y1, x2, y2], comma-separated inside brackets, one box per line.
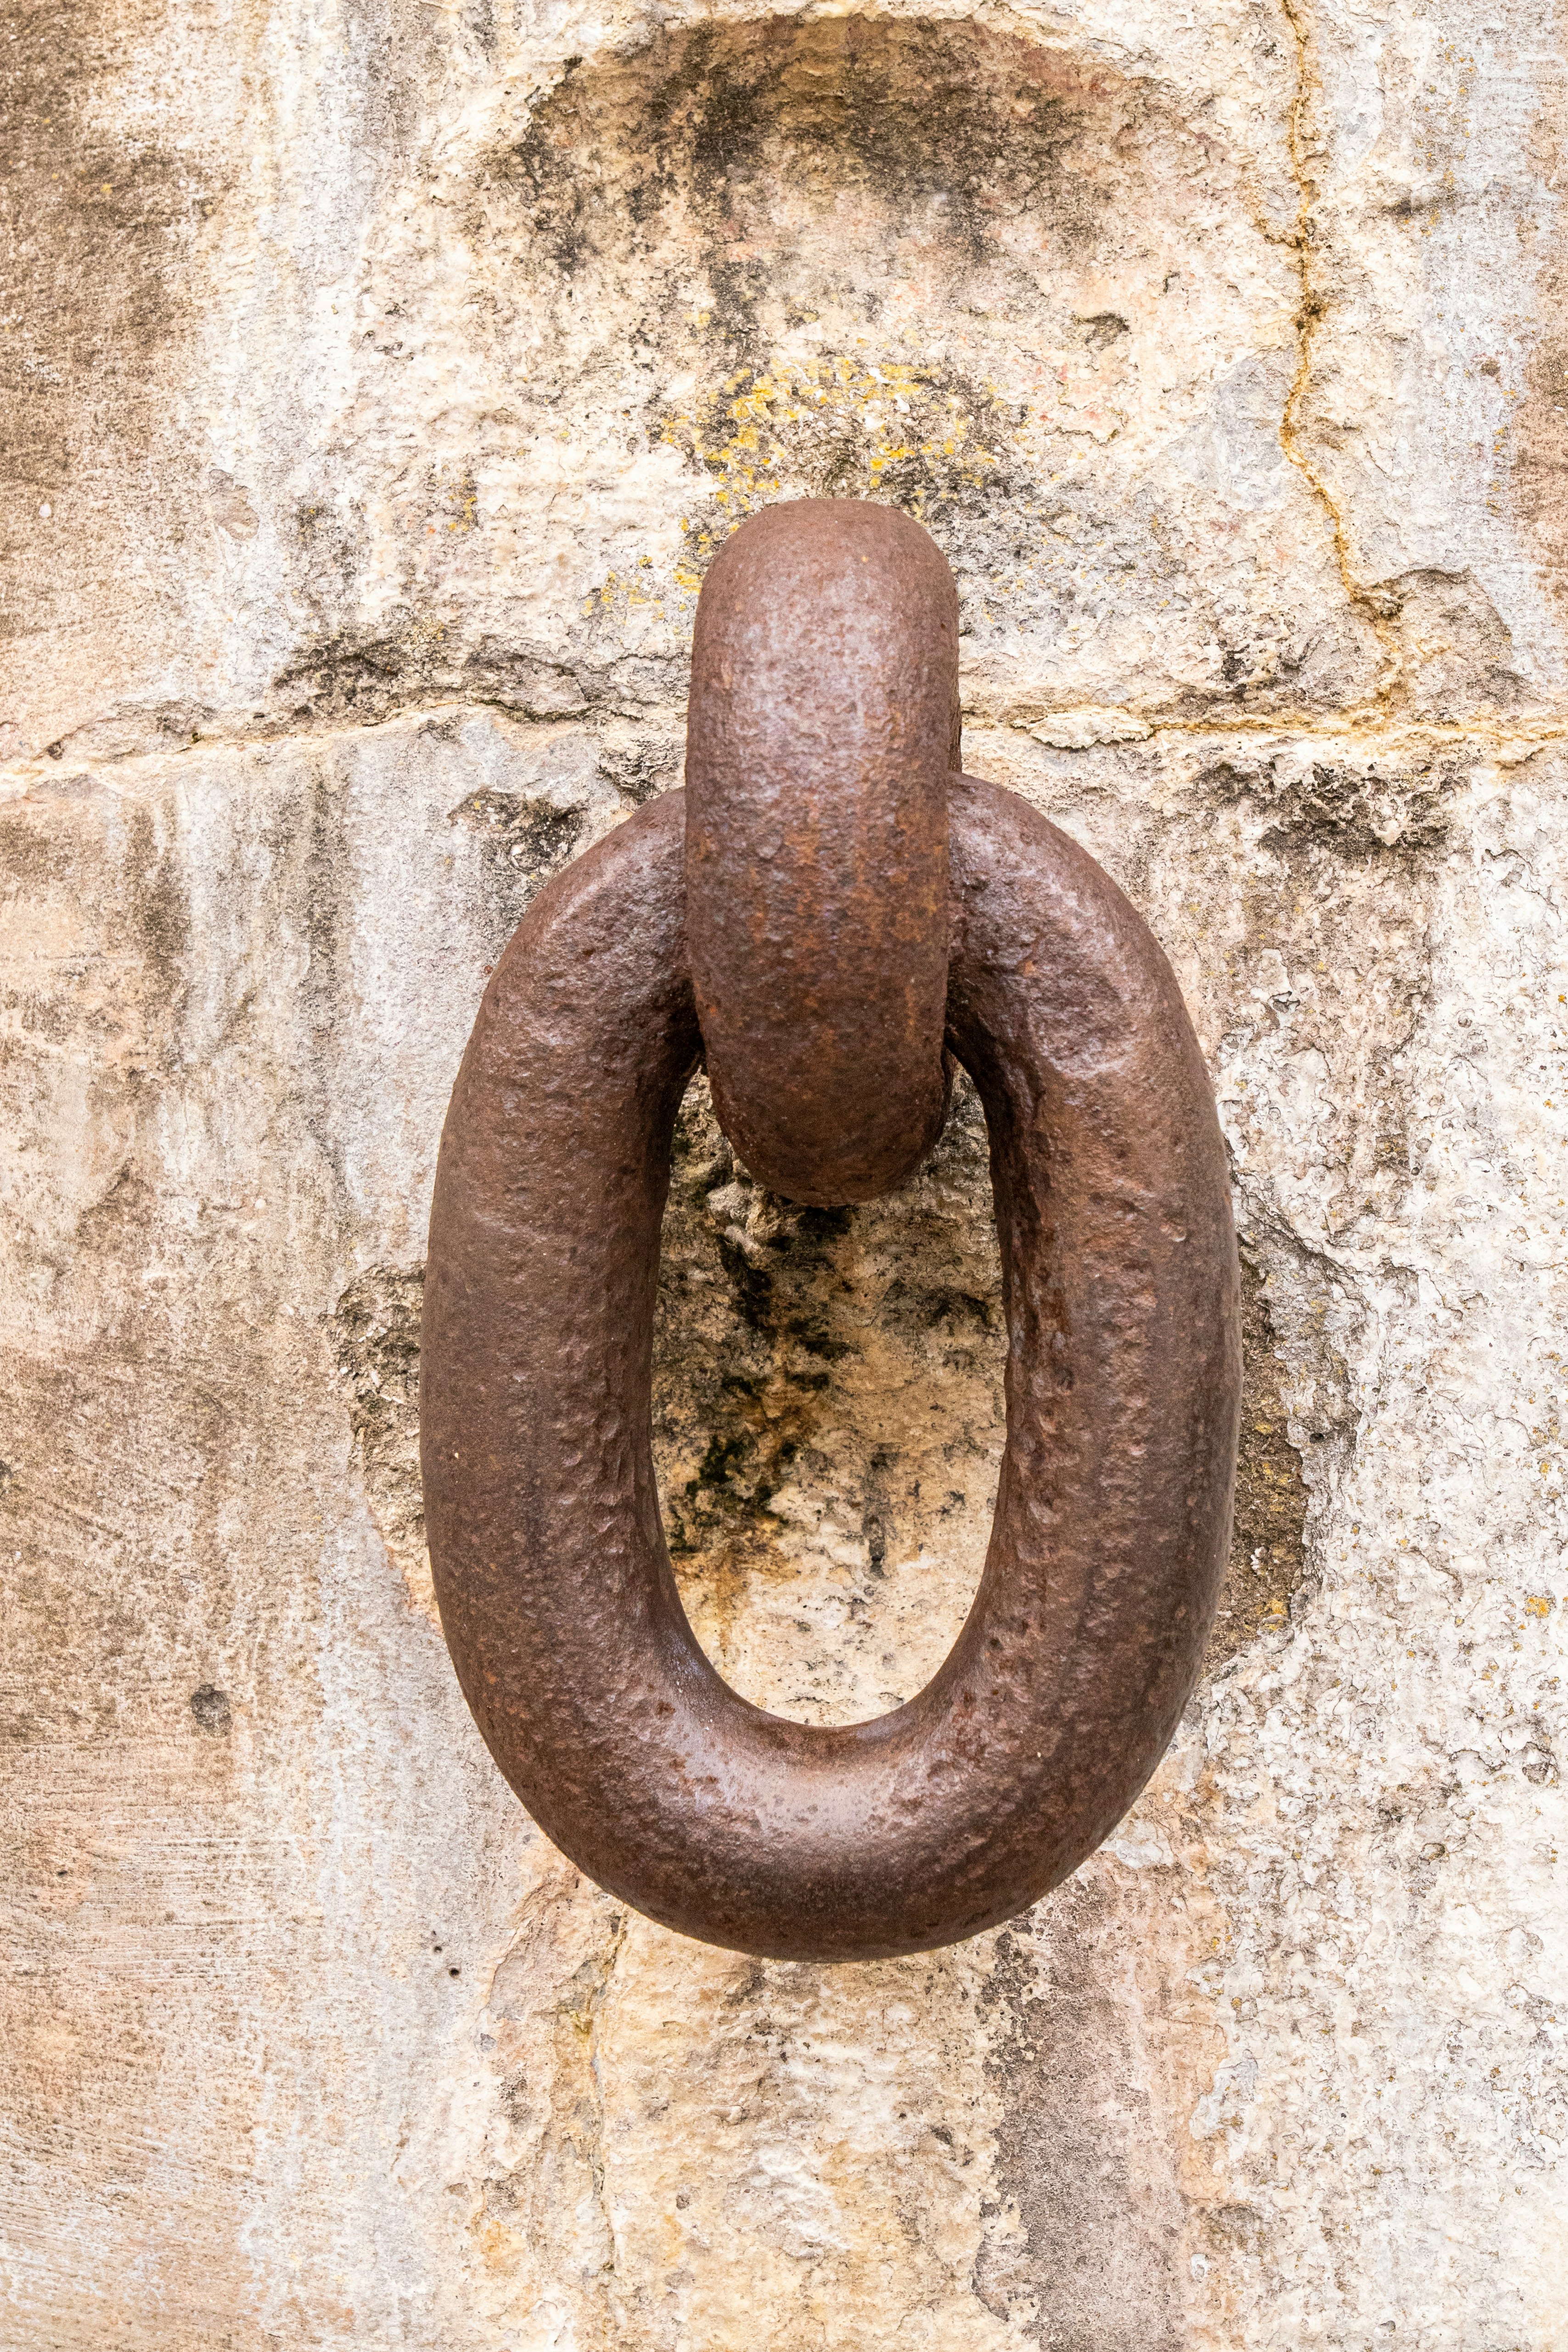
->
[422, 499, 1240, 1962]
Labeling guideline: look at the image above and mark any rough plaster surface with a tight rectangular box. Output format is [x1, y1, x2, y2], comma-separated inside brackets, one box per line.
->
[2, 1, 1566, 2346]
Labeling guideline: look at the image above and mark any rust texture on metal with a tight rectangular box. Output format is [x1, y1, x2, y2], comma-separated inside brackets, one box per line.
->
[685, 500, 958, 1205]
[422, 504, 1241, 1960]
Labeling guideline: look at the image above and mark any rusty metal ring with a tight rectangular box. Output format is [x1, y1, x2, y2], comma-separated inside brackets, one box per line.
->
[686, 500, 957, 1204]
[422, 776, 1239, 1962]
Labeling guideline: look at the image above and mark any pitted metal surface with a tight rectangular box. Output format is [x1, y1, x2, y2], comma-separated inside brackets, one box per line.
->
[685, 500, 957, 1206]
[422, 714, 1240, 1956]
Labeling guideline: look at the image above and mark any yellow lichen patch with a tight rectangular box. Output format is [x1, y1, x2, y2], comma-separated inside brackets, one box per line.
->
[655, 352, 1014, 568]
[580, 568, 667, 624]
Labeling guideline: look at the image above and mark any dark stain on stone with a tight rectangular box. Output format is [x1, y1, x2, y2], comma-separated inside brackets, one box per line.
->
[125, 802, 192, 1036]
[295, 500, 370, 619]
[1510, 234, 1568, 611]
[656, 1102, 856, 1554]
[263, 629, 686, 739]
[0, 805, 77, 906]
[189, 1683, 232, 1735]
[975, 1904, 1186, 2350]
[1203, 746, 1456, 858]
[284, 763, 353, 1194]
[1205, 1252, 1308, 1669]
[448, 789, 586, 888]
[330, 1266, 427, 1575]
[508, 16, 1097, 294]
[652, 1068, 1005, 1684]
[593, 734, 682, 805]
[1369, 566, 1527, 721]
[1079, 310, 1130, 352]
[271, 633, 414, 728]
[73, 1163, 157, 1259]
[862, 1446, 895, 1578]
[0, 4, 225, 670]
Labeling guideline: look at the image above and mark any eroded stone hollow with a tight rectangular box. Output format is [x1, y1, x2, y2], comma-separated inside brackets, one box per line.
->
[497, 7, 1135, 583]
[652, 1069, 1006, 1726]
[424, 9, 1346, 731]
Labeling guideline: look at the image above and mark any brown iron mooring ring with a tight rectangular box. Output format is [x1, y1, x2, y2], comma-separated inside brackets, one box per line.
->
[421, 777, 1240, 1963]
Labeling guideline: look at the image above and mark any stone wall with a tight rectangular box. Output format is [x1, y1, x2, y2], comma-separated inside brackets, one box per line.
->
[2, 2, 1564, 2345]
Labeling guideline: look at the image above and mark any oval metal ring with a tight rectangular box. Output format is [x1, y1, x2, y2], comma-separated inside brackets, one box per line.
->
[422, 776, 1239, 1962]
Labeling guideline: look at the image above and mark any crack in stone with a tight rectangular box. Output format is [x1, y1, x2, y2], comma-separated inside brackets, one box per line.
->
[1276, 0, 1405, 710]
[7, 697, 1568, 798]
[583, 1907, 629, 2298]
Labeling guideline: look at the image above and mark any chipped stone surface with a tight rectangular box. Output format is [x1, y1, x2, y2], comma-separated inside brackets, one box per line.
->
[2, 2, 1565, 2347]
